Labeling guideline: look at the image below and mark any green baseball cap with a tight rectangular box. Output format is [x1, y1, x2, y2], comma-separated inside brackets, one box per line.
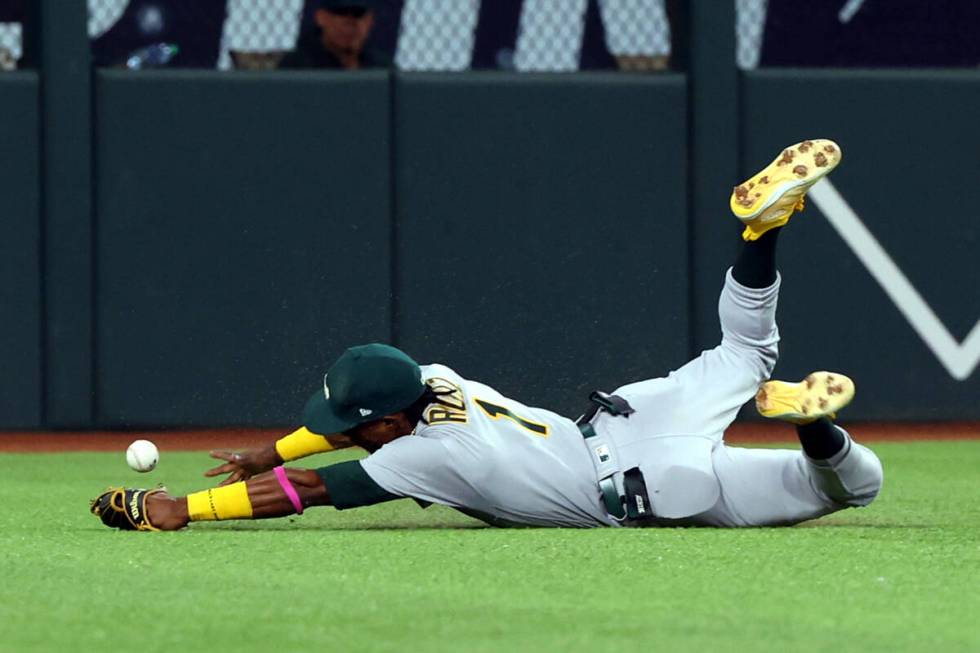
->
[302, 343, 425, 434]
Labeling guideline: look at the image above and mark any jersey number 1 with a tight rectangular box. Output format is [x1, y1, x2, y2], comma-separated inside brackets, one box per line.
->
[474, 399, 550, 437]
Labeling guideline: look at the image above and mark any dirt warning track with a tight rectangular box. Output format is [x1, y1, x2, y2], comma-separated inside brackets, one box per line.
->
[0, 423, 977, 453]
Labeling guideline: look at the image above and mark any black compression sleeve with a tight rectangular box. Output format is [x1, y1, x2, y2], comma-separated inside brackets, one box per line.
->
[796, 417, 847, 460]
[732, 227, 780, 288]
[315, 460, 400, 510]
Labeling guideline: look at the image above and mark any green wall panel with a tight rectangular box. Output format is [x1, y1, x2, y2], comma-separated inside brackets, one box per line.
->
[0, 74, 41, 428]
[95, 71, 392, 426]
[740, 70, 980, 419]
[395, 73, 689, 417]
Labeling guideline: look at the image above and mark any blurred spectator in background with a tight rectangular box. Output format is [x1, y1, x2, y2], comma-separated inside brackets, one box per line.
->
[0, 0, 23, 69]
[279, 0, 389, 70]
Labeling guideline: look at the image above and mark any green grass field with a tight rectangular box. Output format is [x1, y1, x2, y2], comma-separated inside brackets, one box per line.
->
[1, 441, 977, 653]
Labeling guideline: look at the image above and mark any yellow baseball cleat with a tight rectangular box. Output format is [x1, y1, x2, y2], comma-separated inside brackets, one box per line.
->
[731, 139, 842, 241]
[755, 371, 855, 425]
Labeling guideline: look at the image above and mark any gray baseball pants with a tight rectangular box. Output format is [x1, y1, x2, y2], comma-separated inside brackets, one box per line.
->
[595, 268, 884, 527]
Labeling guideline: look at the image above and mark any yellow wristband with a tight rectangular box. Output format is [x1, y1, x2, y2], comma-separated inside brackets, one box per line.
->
[274, 427, 334, 462]
[186, 482, 253, 521]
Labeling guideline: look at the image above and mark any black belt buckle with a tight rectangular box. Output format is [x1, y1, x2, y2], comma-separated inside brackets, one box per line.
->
[623, 467, 653, 521]
[589, 391, 635, 417]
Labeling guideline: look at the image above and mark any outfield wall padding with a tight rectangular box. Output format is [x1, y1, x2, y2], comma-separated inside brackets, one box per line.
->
[38, 0, 95, 427]
[1, 69, 977, 429]
[738, 70, 980, 420]
[395, 73, 689, 413]
[94, 71, 392, 426]
[0, 74, 42, 428]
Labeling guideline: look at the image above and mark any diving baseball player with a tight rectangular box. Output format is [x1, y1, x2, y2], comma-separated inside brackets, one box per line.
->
[91, 139, 883, 531]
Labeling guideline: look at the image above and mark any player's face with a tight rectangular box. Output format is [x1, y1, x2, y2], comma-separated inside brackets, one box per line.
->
[345, 413, 414, 452]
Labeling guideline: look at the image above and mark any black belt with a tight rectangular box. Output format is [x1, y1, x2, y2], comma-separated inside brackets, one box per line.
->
[577, 392, 654, 524]
[578, 420, 625, 519]
[577, 391, 634, 520]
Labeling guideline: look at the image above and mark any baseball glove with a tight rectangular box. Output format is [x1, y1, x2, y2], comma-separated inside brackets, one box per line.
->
[90, 487, 164, 531]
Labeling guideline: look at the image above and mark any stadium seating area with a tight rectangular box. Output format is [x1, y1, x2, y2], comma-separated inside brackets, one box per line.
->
[1, 0, 979, 72]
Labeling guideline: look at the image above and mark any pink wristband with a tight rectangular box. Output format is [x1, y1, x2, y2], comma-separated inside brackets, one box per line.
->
[273, 466, 304, 515]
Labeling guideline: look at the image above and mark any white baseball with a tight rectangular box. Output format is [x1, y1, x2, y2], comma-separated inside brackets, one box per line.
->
[126, 439, 159, 472]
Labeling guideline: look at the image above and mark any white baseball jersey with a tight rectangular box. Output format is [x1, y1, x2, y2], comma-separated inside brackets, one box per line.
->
[360, 364, 615, 528]
[356, 270, 883, 529]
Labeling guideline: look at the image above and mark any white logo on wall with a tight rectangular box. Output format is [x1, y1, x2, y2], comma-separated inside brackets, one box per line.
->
[811, 180, 980, 380]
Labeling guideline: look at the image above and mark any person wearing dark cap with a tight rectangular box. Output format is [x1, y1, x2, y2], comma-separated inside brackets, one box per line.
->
[279, 0, 388, 70]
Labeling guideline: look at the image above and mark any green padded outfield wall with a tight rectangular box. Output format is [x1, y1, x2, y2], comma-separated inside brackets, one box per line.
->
[737, 70, 980, 420]
[95, 71, 392, 426]
[395, 73, 689, 414]
[0, 74, 42, 427]
[93, 72, 689, 425]
[3, 69, 978, 428]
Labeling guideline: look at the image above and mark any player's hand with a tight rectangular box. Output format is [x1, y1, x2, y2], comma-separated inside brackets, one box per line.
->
[204, 447, 280, 486]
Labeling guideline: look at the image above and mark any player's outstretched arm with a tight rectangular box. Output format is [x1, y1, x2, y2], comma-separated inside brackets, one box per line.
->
[204, 427, 353, 486]
[92, 458, 402, 532]
[149, 467, 331, 530]
[95, 409, 424, 532]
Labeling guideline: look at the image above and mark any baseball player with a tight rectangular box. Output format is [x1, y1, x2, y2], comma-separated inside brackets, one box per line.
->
[92, 139, 883, 531]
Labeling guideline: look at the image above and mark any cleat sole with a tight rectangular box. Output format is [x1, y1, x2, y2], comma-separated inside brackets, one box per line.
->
[756, 371, 855, 425]
[730, 138, 842, 222]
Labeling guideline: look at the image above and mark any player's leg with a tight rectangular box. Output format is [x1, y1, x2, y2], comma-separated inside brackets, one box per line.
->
[614, 140, 842, 439]
[698, 139, 845, 420]
[610, 230, 782, 438]
[603, 231, 789, 519]
[704, 433, 882, 527]
[90, 467, 328, 531]
[700, 371, 883, 527]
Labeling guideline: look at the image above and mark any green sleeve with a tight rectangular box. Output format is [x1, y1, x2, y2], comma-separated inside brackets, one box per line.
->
[315, 460, 399, 510]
